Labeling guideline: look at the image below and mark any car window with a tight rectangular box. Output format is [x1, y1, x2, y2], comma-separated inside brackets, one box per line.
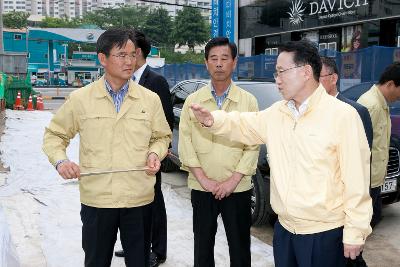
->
[237, 83, 282, 110]
[172, 81, 205, 106]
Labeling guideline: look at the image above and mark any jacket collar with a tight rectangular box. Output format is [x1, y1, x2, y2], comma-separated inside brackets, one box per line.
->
[372, 84, 389, 110]
[197, 81, 240, 103]
[279, 84, 326, 117]
[94, 75, 141, 99]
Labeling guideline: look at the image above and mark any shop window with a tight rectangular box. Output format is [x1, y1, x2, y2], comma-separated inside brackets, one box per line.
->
[14, 34, 22, 40]
[319, 42, 337, 51]
[327, 42, 337, 51]
[265, 48, 278, 55]
[319, 43, 327, 50]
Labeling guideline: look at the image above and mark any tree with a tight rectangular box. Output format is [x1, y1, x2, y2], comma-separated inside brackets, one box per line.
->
[40, 16, 82, 28]
[143, 8, 174, 49]
[3, 11, 29, 29]
[174, 7, 209, 51]
[82, 6, 148, 29]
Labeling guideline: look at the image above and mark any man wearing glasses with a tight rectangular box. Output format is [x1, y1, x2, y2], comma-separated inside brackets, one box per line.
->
[42, 28, 172, 267]
[189, 40, 372, 267]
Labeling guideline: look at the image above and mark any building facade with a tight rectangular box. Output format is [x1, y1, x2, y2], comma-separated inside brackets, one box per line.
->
[238, 0, 400, 56]
[2, 0, 210, 19]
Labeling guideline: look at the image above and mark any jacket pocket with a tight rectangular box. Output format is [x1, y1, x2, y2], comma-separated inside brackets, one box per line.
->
[191, 125, 212, 153]
[123, 113, 152, 151]
[79, 114, 114, 167]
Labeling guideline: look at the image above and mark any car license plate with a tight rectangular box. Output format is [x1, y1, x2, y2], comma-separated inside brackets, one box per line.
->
[381, 179, 397, 193]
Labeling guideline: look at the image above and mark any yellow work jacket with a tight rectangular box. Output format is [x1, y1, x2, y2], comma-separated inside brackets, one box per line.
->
[209, 85, 372, 245]
[179, 83, 259, 192]
[357, 85, 391, 188]
[43, 76, 172, 208]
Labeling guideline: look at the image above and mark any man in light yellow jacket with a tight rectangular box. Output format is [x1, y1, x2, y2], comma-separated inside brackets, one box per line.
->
[190, 40, 372, 267]
[179, 37, 259, 266]
[42, 28, 171, 267]
[357, 62, 400, 228]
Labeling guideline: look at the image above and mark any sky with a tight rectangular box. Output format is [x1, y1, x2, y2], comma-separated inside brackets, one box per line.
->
[0, 110, 275, 267]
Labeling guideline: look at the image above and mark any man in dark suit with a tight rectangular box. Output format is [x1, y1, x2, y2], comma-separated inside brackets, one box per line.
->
[114, 30, 174, 267]
[320, 57, 373, 149]
[320, 56, 371, 267]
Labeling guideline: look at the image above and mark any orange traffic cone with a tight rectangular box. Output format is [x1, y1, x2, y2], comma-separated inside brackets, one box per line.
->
[13, 91, 24, 110]
[36, 95, 44, 110]
[26, 95, 34, 111]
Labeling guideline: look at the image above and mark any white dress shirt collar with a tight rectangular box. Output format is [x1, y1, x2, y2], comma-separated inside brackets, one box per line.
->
[133, 63, 148, 84]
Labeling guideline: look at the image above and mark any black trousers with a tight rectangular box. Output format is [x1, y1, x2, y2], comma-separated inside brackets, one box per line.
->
[81, 203, 152, 267]
[273, 221, 345, 267]
[370, 186, 382, 228]
[151, 171, 167, 258]
[191, 189, 252, 267]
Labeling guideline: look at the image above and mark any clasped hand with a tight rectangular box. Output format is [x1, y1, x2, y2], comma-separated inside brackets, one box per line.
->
[198, 175, 241, 200]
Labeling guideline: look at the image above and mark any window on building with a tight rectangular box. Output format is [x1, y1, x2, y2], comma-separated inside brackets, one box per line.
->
[14, 34, 22, 40]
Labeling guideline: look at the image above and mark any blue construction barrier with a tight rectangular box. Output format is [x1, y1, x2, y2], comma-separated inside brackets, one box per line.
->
[152, 46, 400, 91]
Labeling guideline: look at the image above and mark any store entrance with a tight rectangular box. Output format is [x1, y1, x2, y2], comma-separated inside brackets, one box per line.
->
[380, 19, 398, 47]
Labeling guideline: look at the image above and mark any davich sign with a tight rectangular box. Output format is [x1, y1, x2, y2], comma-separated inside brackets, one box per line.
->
[288, 0, 369, 25]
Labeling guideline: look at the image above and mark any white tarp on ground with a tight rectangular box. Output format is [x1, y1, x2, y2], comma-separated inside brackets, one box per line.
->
[0, 110, 275, 267]
[0, 206, 20, 267]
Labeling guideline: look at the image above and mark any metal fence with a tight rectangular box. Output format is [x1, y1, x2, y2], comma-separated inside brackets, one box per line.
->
[152, 46, 400, 91]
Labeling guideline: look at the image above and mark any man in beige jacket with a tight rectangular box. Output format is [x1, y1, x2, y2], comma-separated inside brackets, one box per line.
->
[190, 40, 372, 267]
[357, 62, 400, 228]
[42, 28, 171, 267]
[179, 37, 259, 267]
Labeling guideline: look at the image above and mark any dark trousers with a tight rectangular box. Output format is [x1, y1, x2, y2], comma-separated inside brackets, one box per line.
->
[370, 186, 382, 228]
[191, 189, 252, 267]
[151, 171, 167, 258]
[273, 221, 345, 267]
[81, 203, 152, 267]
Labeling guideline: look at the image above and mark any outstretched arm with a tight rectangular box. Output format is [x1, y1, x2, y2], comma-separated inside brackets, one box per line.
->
[190, 103, 214, 127]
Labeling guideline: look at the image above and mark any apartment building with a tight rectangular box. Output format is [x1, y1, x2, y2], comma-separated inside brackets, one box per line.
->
[124, 0, 210, 18]
[2, 0, 210, 19]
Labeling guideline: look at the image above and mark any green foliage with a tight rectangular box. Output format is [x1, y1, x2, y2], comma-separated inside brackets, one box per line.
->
[144, 8, 174, 48]
[39, 16, 83, 28]
[3, 11, 29, 29]
[67, 43, 97, 58]
[160, 48, 204, 64]
[174, 7, 209, 51]
[82, 6, 148, 29]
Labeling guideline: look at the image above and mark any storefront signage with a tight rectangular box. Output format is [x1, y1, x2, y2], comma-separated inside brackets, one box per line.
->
[211, 0, 221, 38]
[240, 0, 397, 39]
[211, 0, 235, 43]
[289, 0, 369, 25]
[320, 33, 338, 40]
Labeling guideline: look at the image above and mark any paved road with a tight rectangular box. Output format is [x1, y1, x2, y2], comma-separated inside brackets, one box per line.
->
[163, 170, 400, 267]
[34, 87, 75, 112]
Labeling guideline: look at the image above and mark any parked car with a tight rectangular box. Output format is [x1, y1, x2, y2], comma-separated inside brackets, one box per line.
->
[341, 82, 400, 204]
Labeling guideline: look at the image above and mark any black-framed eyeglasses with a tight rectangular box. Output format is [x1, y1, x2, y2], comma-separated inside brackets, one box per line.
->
[273, 65, 305, 79]
[320, 73, 334, 78]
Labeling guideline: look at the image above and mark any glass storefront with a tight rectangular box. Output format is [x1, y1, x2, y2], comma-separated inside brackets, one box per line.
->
[239, 0, 400, 55]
